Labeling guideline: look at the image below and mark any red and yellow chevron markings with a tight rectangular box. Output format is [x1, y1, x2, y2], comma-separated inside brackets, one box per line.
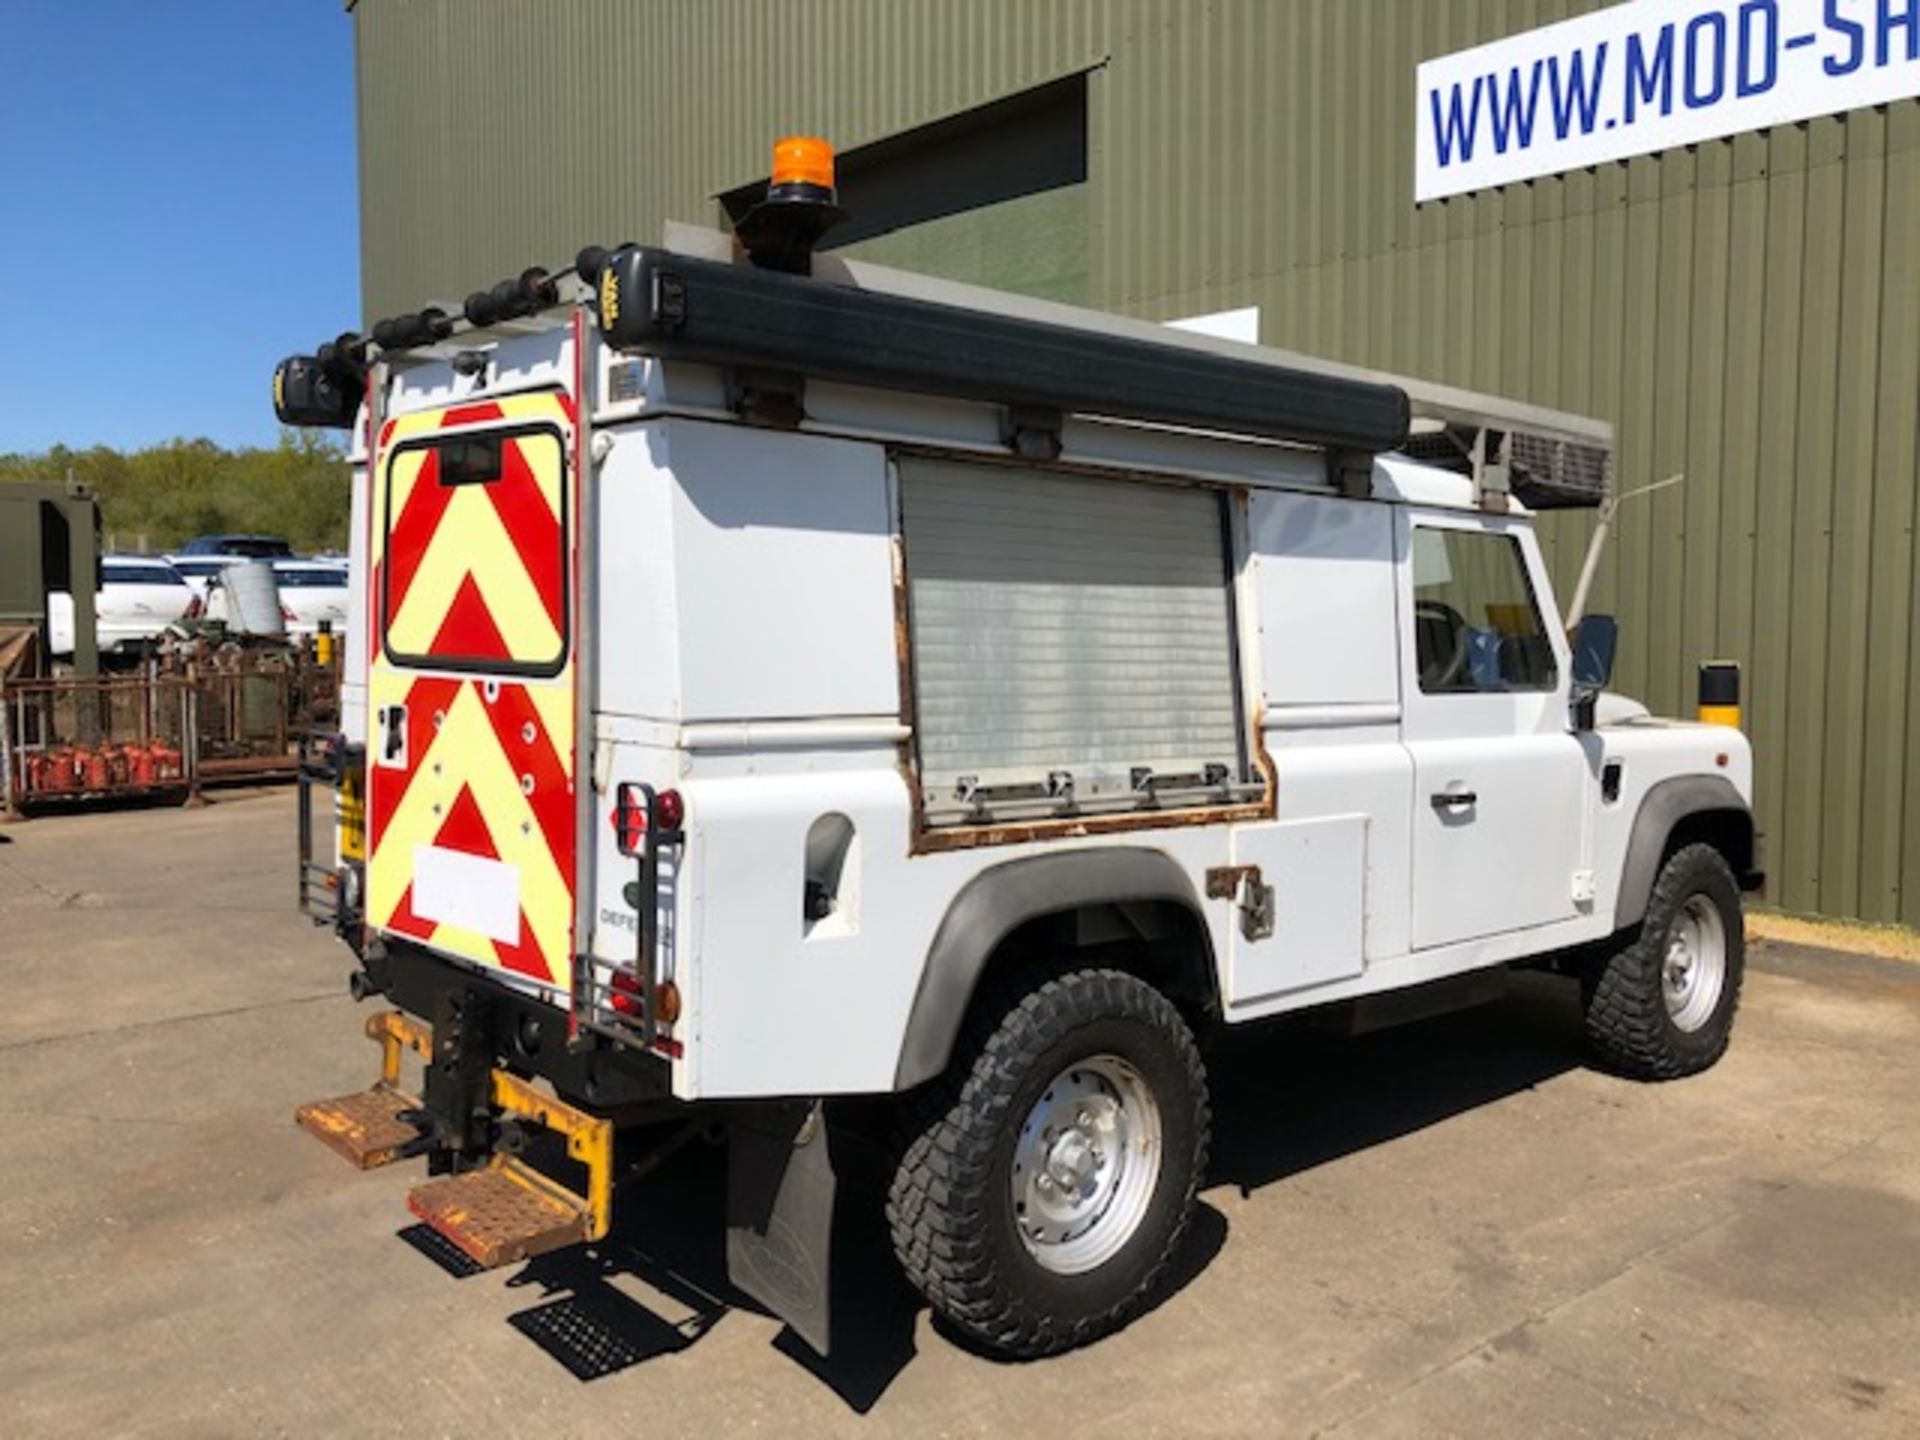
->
[365, 390, 579, 991]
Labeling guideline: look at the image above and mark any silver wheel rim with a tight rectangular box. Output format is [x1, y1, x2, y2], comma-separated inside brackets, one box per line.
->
[1664, 894, 1728, 1033]
[1011, 1054, 1164, 1276]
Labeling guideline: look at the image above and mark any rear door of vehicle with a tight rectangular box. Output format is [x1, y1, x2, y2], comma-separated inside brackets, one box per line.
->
[363, 390, 579, 995]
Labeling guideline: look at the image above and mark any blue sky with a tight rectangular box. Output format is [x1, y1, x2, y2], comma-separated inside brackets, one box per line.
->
[0, 2, 358, 453]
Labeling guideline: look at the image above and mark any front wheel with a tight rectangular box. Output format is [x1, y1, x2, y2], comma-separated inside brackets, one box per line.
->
[886, 968, 1209, 1358]
[1583, 842, 1745, 1079]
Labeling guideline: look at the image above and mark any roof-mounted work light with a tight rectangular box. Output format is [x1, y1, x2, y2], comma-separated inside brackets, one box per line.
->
[733, 134, 847, 273]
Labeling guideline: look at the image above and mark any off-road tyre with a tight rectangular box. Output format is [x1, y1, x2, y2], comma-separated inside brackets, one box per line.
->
[1583, 842, 1744, 1080]
[886, 967, 1209, 1358]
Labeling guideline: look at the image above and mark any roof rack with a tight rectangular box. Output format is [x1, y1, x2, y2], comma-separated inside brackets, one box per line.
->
[276, 212, 1612, 513]
[596, 240, 1412, 458]
[1399, 421, 1611, 511]
[652, 223, 1612, 510]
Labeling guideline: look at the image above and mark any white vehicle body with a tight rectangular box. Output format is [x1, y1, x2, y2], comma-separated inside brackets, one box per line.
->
[48, 556, 198, 655]
[291, 222, 1757, 1355]
[315, 246, 1754, 1100]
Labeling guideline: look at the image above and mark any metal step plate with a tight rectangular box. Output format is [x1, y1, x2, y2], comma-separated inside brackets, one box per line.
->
[295, 1087, 422, 1170]
[405, 1161, 591, 1269]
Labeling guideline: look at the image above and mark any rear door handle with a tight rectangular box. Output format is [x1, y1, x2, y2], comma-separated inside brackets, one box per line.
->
[377, 704, 408, 768]
[1430, 789, 1478, 810]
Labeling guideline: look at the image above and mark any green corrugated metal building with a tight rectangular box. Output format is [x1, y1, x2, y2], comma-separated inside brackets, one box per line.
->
[350, 0, 1920, 927]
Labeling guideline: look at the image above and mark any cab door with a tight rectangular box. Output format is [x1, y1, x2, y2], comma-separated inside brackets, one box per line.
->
[1399, 513, 1585, 950]
[363, 391, 579, 996]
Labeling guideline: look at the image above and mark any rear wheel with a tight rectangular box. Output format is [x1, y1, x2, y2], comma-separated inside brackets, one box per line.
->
[886, 968, 1209, 1357]
[1583, 843, 1744, 1079]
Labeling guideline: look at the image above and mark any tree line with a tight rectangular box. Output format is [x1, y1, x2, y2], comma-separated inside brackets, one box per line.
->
[0, 430, 350, 555]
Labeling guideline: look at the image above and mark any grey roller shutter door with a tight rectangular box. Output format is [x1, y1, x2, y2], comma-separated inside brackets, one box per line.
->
[898, 457, 1246, 823]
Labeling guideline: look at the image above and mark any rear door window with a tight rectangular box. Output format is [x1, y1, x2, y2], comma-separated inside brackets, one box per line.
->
[381, 424, 568, 674]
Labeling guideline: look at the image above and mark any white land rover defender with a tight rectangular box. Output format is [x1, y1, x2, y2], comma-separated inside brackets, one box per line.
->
[282, 139, 1760, 1360]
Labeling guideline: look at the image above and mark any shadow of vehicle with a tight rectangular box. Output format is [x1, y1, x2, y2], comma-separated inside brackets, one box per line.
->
[396, 969, 1584, 1408]
[1204, 969, 1586, 1197]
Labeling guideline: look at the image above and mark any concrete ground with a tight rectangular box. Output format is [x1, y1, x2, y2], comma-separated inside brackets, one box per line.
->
[1, 790, 1916, 1439]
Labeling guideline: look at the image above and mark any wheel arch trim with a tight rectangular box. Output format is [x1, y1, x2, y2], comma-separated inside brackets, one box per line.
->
[893, 848, 1214, 1090]
[1614, 774, 1754, 930]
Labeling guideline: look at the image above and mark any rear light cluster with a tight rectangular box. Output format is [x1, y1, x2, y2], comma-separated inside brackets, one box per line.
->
[608, 969, 680, 1025]
[613, 783, 684, 857]
[576, 783, 686, 1054]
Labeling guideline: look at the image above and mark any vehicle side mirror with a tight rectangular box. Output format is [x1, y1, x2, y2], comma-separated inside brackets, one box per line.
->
[1571, 614, 1618, 691]
[1569, 614, 1618, 730]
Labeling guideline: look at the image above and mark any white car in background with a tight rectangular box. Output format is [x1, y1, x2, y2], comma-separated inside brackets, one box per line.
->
[202, 558, 349, 638]
[47, 556, 201, 656]
[270, 559, 350, 638]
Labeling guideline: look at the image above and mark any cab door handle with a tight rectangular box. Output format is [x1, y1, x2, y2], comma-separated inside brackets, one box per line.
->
[1430, 789, 1478, 811]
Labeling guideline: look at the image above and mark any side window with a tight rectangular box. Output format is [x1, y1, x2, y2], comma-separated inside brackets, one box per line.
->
[1411, 528, 1556, 694]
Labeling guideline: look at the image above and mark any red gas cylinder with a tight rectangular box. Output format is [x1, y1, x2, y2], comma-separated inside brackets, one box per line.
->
[39, 750, 78, 792]
[109, 746, 134, 786]
[151, 743, 183, 783]
[128, 744, 156, 786]
[81, 747, 112, 791]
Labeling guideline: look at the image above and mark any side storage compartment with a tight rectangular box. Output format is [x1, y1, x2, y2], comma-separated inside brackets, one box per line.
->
[1224, 815, 1368, 1004]
[896, 455, 1259, 831]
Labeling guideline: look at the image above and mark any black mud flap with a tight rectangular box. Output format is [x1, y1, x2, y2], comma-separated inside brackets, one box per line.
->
[726, 1100, 835, 1355]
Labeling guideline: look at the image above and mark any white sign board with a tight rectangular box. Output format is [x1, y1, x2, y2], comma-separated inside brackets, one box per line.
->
[1416, 0, 1920, 201]
[1166, 306, 1261, 345]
